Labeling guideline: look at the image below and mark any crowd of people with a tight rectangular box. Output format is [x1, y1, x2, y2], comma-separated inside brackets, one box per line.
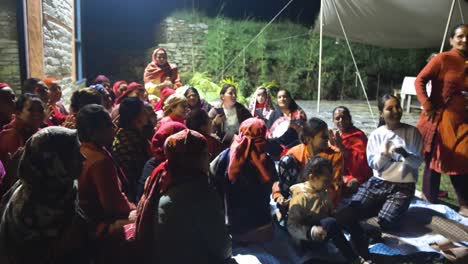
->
[0, 23, 466, 264]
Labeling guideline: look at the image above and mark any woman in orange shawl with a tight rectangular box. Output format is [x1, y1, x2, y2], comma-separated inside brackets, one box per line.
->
[143, 48, 182, 96]
[415, 23, 468, 216]
[273, 117, 344, 210]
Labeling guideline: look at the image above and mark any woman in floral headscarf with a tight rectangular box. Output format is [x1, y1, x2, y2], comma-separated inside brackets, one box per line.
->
[0, 126, 90, 264]
[135, 129, 232, 263]
[248, 86, 274, 121]
[144, 48, 182, 96]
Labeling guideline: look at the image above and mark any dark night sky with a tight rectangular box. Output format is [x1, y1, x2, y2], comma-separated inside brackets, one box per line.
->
[82, 0, 320, 81]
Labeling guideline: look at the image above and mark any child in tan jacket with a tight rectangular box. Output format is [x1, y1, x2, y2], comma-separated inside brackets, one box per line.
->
[287, 156, 372, 264]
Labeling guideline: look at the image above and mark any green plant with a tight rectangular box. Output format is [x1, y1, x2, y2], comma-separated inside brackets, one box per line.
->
[149, 10, 434, 100]
[187, 72, 220, 101]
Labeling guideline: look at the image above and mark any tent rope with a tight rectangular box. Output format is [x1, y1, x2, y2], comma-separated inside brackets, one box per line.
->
[457, 0, 465, 23]
[440, 0, 456, 53]
[217, 0, 295, 80]
[268, 32, 310, 43]
[330, 0, 377, 126]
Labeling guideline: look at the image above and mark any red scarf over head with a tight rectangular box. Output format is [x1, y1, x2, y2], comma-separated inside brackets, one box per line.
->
[115, 82, 144, 105]
[153, 87, 175, 111]
[228, 118, 275, 183]
[144, 48, 178, 84]
[150, 121, 186, 161]
[112, 80, 127, 98]
[134, 129, 207, 258]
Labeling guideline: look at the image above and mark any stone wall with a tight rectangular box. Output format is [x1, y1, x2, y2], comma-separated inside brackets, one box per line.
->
[157, 17, 208, 74]
[42, 0, 75, 105]
[0, 0, 21, 92]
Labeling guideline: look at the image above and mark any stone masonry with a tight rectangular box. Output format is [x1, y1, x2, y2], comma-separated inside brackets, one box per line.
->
[42, 0, 75, 105]
[0, 1, 21, 92]
[157, 17, 208, 73]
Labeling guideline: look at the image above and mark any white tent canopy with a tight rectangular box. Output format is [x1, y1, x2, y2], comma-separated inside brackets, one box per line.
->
[315, 0, 467, 49]
[313, 0, 467, 118]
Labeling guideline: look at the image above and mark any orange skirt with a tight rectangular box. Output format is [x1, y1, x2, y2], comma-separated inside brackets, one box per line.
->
[430, 94, 468, 175]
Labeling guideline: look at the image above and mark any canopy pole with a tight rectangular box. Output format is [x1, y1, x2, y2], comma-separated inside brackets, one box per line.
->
[317, 0, 323, 113]
[331, 0, 376, 126]
[440, 0, 456, 53]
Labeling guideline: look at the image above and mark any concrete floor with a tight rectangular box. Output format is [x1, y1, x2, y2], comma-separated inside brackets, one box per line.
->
[297, 100, 422, 135]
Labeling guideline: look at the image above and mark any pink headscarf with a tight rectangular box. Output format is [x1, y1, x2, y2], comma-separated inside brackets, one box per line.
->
[0, 83, 10, 89]
[93, 75, 110, 84]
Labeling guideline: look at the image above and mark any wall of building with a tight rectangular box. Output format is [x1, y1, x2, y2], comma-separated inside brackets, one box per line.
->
[0, 0, 21, 92]
[42, 0, 75, 104]
[156, 17, 208, 74]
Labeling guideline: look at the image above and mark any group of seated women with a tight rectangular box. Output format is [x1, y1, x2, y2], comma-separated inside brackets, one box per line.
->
[0, 68, 427, 264]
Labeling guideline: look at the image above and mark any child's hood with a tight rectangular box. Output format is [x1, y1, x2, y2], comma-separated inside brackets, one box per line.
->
[289, 182, 312, 196]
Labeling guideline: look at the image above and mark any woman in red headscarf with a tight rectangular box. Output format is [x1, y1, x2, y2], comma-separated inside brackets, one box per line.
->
[143, 48, 182, 96]
[211, 118, 277, 243]
[111, 82, 146, 122]
[132, 121, 187, 203]
[134, 129, 232, 263]
[112, 81, 128, 99]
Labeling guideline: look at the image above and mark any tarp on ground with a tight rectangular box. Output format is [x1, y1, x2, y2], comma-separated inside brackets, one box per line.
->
[315, 0, 468, 48]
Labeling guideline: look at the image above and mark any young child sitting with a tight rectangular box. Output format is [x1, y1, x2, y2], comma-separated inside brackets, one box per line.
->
[287, 156, 372, 264]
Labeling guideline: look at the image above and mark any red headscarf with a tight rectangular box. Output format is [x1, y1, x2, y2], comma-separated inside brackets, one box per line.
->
[228, 118, 275, 183]
[42, 77, 58, 87]
[112, 80, 127, 98]
[159, 129, 208, 192]
[0, 83, 10, 89]
[153, 87, 175, 111]
[115, 82, 144, 105]
[151, 121, 186, 161]
[134, 129, 207, 258]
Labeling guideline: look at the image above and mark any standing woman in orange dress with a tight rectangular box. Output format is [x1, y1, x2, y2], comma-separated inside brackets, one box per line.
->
[415, 23, 468, 216]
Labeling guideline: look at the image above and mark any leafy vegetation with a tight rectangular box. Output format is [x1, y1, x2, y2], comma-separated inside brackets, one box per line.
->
[167, 10, 435, 100]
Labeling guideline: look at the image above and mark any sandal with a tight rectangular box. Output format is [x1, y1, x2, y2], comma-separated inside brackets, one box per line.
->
[459, 205, 468, 217]
[430, 238, 457, 251]
[441, 247, 468, 264]
[430, 238, 468, 263]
